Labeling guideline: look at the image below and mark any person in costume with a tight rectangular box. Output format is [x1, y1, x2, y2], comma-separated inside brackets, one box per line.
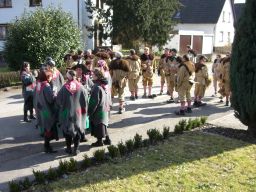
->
[218, 55, 231, 106]
[193, 55, 209, 107]
[109, 52, 130, 114]
[36, 70, 58, 153]
[84, 49, 94, 63]
[97, 59, 113, 106]
[166, 50, 179, 103]
[212, 54, 222, 96]
[126, 49, 141, 100]
[158, 48, 169, 95]
[186, 45, 197, 63]
[89, 68, 111, 147]
[72, 64, 94, 93]
[45, 57, 64, 96]
[20, 62, 36, 122]
[175, 55, 194, 115]
[93, 51, 111, 69]
[140, 47, 155, 98]
[57, 70, 89, 155]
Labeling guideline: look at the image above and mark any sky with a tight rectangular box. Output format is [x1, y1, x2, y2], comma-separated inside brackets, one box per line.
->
[234, 0, 245, 3]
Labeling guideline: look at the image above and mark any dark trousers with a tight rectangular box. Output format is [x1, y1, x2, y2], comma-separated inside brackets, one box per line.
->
[65, 133, 81, 150]
[24, 95, 34, 117]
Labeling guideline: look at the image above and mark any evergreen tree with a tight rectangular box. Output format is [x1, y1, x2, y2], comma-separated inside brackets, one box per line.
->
[86, 0, 180, 48]
[4, 7, 81, 70]
[231, 0, 256, 136]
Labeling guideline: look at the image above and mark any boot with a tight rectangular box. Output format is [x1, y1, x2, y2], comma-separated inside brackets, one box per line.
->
[167, 97, 174, 103]
[29, 110, 36, 120]
[186, 107, 192, 113]
[103, 136, 111, 145]
[24, 110, 31, 122]
[73, 134, 81, 156]
[44, 139, 57, 153]
[65, 136, 72, 154]
[225, 100, 229, 106]
[130, 96, 135, 101]
[118, 107, 125, 114]
[193, 101, 198, 107]
[197, 101, 207, 107]
[91, 139, 104, 147]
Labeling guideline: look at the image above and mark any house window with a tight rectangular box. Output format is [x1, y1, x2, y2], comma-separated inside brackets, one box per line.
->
[222, 11, 225, 22]
[219, 31, 224, 42]
[29, 0, 42, 7]
[0, 24, 8, 40]
[0, 0, 12, 8]
[228, 12, 231, 23]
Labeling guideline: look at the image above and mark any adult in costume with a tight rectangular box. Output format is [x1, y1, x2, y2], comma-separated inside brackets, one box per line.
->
[158, 48, 169, 95]
[218, 56, 231, 106]
[36, 70, 58, 153]
[57, 70, 89, 155]
[193, 56, 209, 107]
[109, 52, 130, 114]
[20, 62, 36, 122]
[175, 55, 194, 115]
[89, 69, 111, 146]
[212, 54, 222, 96]
[126, 49, 141, 100]
[140, 47, 155, 98]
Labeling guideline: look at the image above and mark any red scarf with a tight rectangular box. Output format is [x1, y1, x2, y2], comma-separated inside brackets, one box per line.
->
[36, 81, 49, 93]
[64, 80, 81, 95]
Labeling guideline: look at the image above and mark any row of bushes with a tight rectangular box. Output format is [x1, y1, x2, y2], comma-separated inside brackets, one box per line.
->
[9, 117, 207, 192]
[0, 67, 68, 89]
[0, 71, 21, 88]
[174, 117, 207, 134]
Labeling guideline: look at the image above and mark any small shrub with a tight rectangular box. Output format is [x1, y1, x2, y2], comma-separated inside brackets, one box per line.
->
[191, 119, 197, 129]
[125, 139, 134, 153]
[20, 177, 32, 190]
[162, 126, 170, 139]
[67, 158, 78, 172]
[200, 116, 208, 125]
[142, 138, 150, 147]
[117, 141, 127, 156]
[47, 167, 58, 181]
[178, 119, 187, 130]
[133, 134, 143, 149]
[9, 180, 21, 192]
[93, 149, 106, 162]
[33, 169, 46, 184]
[82, 154, 92, 168]
[194, 118, 202, 127]
[107, 145, 120, 159]
[58, 160, 70, 175]
[185, 118, 193, 131]
[147, 128, 162, 144]
[174, 124, 184, 134]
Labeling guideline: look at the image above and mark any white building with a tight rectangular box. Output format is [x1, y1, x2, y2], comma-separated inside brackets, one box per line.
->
[165, 0, 236, 55]
[0, 0, 110, 52]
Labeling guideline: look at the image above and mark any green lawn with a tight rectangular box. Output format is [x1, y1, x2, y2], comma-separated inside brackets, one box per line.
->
[32, 131, 256, 192]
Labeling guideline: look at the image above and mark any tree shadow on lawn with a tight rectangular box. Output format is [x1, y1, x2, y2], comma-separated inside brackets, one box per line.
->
[42, 130, 255, 191]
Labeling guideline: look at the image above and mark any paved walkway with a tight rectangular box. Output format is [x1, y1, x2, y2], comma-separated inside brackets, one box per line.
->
[0, 73, 247, 192]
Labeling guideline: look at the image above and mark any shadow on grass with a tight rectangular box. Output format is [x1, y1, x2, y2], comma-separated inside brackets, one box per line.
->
[36, 130, 255, 191]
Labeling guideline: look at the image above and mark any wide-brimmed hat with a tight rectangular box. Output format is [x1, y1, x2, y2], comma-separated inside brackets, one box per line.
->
[71, 64, 87, 74]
